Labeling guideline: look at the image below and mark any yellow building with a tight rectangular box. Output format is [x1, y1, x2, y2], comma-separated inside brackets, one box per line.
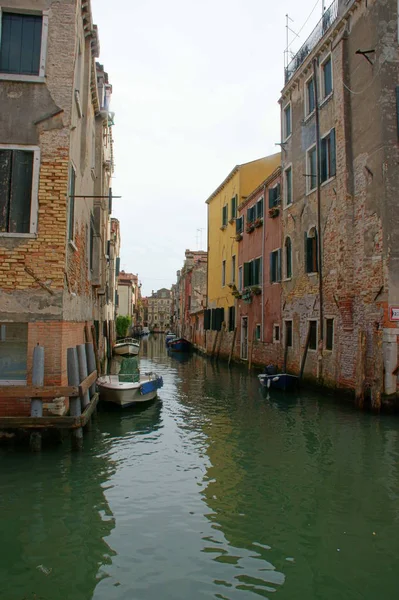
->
[206, 154, 280, 333]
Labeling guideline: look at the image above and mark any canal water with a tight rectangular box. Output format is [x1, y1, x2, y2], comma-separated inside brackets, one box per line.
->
[1, 335, 399, 600]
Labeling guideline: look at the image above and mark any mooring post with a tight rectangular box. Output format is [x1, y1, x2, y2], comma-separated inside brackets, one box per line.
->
[85, 342, 96, 397]
[30, 345, 44, 452]
[76, 344, 90, 410]
[67, 347, 83, 450]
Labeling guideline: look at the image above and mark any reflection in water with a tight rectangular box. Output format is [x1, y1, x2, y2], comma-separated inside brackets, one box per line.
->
[1, 336, 399, 600]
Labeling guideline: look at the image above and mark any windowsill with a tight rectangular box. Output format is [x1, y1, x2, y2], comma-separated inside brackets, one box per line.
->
[283, 203, 293, 210]
[282, 277, 292, 282]
[69, 240, 78, 251]
[283, 133, 292, 143]
[306, 187, 316, 197]
[220, 225, 227, 231]
[75, 90, 82, 118]
[307, 272, 318, 277]
[0, 380, 27, 386]
[229, 218, 236, 224]
[273, 340, 280, 344]
[308, 348, 318, 353]
[0, 232, 36, 239]
[320, 91, 333, 109]
[303, 110, 315, 124]
[91, 168, 96, 181]
[0, 73, 45, 83]
[321, 175, 336, 188]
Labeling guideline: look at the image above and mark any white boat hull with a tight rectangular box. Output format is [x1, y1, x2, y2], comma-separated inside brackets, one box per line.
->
[97, 374, 162, 408]
[113, 338, 140, 356]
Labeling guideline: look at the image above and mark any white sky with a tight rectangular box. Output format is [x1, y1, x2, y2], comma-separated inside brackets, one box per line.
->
[93, 0, 325, 296]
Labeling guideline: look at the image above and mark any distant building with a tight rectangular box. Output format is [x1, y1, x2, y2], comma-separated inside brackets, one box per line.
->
[175, 250, 207, 348]
[148, 288, 172, 332]
[117, 272, 139, 326]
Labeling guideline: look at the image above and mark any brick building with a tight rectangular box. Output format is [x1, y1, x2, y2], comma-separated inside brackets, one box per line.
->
[0, 1, 118, 411]
[237, 168, 282, 366]
[174, 250, 207, 349]
[279, 0, 399, 403]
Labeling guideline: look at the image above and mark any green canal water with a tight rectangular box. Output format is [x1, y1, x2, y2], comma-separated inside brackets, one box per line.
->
[1, 335, 399, 600]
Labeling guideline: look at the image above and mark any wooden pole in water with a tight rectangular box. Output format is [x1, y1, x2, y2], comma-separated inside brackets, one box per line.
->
[228, 327, 237, 368]
[216, 324, 224, 360]
[299, 323, 312, 382]
[248, 329, 254, 371]
[355, 330, 366, 408]
[67, 347, 83, 450]
[85, 343, 96, 397]
[77, 345, 90, 411]
[211, 331, 218, 359]
[30, 345, 44, 452]
[91, 325, 101, 375]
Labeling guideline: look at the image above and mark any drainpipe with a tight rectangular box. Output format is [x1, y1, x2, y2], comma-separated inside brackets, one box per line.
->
[313, 57, 324, 380]
[261, 182, 267, 342]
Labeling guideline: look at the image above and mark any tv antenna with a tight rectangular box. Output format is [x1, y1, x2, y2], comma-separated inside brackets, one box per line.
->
[196, 228, 205, 250]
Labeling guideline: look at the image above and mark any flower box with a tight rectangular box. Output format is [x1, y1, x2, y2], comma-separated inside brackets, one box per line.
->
[246, 223, 255, 233]
[235, 233, 243, 241]
[254, 218, 263, 228]
[268, 207, 280, 218]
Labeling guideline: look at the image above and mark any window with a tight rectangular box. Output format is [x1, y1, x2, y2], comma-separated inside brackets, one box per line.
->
[0, 147, 39, 234]
[0, 11, 48, 80]
[285, 320, 293, 347]
[307, 145, 317, 192]
[306, 77, 315, 116]
[273, 324, 280, 343]
[309, 320, 317, 350]
[284, 166, 292, 207]
[228, 306, 235, 332]
[270, 249, 282, 283]
[243, 258, 262, 287]
[305, 227, 318, 273]
[285, 237, 292, 279]
[326, 318, 334, 350]
[247, 205, 255, 224]
[222, 260, 226, 286]
[68, 164, 76, 241]
[256, 197, 264, 219]
[255, 324, 261, 341]
[188, 295, 191, 310]
[321, 128, 336, 183]
[231, 255, 236, 284]
[283, 102, 292, 140]
[89, 213, 95, 272]
[238, 266, 243, 291]
[322, 55, 333, 98]
[268, 183, 281, 208]
[231, 194, 237, 220]
[211, 307, 224, 331]
[222, 204, 228, 227]
[236, 215, 244, 234]
[91, 128, 96, 172]
[0, 322, 28, 383]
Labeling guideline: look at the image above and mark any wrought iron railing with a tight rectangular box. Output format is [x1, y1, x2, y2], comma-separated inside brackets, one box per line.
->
[285, 0, 339, 84]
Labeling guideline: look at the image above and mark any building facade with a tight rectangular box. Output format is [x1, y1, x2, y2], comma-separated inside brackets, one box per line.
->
[237, 168, 282, 366]
[174, 250, 207, 348]
[0, 0, 117, 412]
[148, 288, 172, 332]
[279, 0, 399, 404]
[205, 154, 280, 359]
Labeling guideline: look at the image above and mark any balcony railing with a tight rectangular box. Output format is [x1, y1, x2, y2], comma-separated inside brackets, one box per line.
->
[285, 0, 339, 84]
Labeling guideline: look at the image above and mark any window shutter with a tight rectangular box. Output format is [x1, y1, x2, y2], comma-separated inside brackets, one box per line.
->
[236, 216, 242, 234]
[270, 252, 274, 283]
[276, 183, 281, 202]
[257, 197, 264, 218]
[115, 257, 120, 276]
[211, 308, 217, 330]
[304, 232, 309, 273]
[204, 309, 211, 330]
[320, 138, 327, 182]
[330, 128, 336, 177]
[10, 150, 33, 233]
[244, 262, 250, 287]
[314, 229, 319, 272]
[108, 188, 113, 213]
[397, 87, 399, 139]
[277, 249, 282, 282]
[0, 150, 12, 232]
[268, 188, 275, 208]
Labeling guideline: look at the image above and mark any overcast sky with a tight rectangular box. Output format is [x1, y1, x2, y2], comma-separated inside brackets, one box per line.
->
[93, 0, 325, 296]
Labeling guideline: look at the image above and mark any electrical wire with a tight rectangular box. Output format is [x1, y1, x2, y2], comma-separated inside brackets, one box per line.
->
[287, 0, 321, 52]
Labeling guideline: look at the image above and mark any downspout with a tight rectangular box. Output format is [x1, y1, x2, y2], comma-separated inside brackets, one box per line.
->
[261, 182, 266, 342]
[205, 203, 209, 352]
[313, 57, 324, 380]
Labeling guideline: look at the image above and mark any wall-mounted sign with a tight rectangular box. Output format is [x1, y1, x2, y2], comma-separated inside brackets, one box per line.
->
[389, 306, 399, 321]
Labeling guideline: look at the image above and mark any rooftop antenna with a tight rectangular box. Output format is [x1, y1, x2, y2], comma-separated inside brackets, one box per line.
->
[284, 14, 300, 71]
[196, 228, 205, 250]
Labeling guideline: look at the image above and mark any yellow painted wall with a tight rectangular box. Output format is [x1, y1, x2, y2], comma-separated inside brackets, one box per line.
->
[207, 154, 280, 313]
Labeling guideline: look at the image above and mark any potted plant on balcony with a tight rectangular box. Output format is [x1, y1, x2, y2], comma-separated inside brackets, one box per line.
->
[235, 233, 243, 241]
[246, 222, 255, 233]
[254, 217, 263, 228]
[268, 206, 280, 218]
[251, 285, 262, 295]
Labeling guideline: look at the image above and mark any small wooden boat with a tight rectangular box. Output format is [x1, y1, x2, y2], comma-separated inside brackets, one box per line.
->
[168, 337, 192, 352]
[113, 337, 140, 356]
[165, 332, 177, 345]
[97, 372, 164, 408]
[258, 373, 299, 391]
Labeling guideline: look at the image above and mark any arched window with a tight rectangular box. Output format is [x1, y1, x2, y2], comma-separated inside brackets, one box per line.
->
[305, 227, 318, 273]
[285, 236, 292, 279]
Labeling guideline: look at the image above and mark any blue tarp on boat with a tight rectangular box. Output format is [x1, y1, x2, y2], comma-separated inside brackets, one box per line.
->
[140, 376, 163, 395]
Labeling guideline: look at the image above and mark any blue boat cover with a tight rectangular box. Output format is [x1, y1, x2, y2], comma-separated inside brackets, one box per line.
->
[140, 376, 163, 395]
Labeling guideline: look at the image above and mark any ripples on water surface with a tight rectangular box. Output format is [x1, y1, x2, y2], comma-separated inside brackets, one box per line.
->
[1, 335, 399, 599]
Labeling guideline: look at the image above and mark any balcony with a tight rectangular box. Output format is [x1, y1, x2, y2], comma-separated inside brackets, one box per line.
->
[285, 0, 339, 84]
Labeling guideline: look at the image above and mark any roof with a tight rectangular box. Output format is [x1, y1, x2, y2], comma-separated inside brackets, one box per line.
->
[205, 154, 280, 204]
[238, 166, 282, 211]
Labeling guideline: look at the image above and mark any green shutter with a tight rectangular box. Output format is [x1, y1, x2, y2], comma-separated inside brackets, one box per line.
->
[330, 128, 336, 177]
[397, 87, 399, 139]
[304, 232, 309, 273]
[270, 252, 274, 283]
[0, 150, 12, 232]
[314, 229, 319, 272]
[257, 197, 264, 218]
[10, 151, 33, 233]
[115, 257, 120, 276]
[244, 262, 250, 287]
[0, 13, 42, 76]
[277, 249, 282, 282]
[320, 138, 327, 182]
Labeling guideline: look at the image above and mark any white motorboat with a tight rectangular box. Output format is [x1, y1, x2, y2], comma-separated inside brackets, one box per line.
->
[113, 337, 140, 356]
[97, 372, 163, 408]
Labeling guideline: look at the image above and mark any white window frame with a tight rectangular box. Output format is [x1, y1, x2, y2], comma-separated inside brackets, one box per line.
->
[306, 144, 317, 194]
[304, 74, 315, 119]
[282, 101, 292, 141]
[284, 236, 293, 280]
[238, 265, 243, 292]
[325, 316, 334, 351]
[255, 323, 261, 341]
[284, 164, 293, 208]
[0, 144, 40, 237]
[320, 127, 336, 185]
[320, 53, 333, 102]
[0, 8, 49, 82]
[0, 322, 28, 385]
